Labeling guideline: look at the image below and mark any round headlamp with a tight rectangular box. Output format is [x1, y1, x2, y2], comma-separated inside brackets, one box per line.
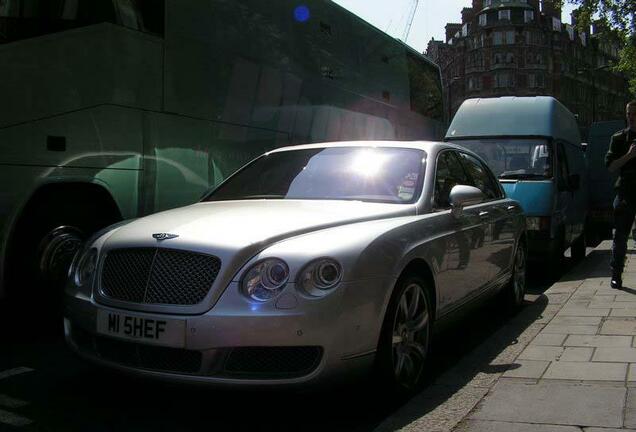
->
[242, 258, 289, 301]
[74, 248, 98, 287]
[299, 258, 342, 297]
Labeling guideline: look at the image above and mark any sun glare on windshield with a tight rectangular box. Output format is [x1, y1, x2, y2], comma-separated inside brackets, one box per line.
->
[349, 150, 389, 178]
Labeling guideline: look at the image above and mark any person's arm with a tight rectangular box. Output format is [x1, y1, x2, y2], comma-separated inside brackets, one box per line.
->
[608, 144, 636, 172]
[606, 133, 636, 173]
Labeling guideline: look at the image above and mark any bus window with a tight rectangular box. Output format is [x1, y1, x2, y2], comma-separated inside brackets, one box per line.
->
[0, 0, 164, 43]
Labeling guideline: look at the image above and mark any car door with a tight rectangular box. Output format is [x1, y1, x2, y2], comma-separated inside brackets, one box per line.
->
[432, 150, 490, 311]
[458, 151, 515, 284]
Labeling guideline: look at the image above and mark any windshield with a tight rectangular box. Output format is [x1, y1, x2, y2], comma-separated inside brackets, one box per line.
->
[205, 147, 426, 204]
[452, 138, 553, 180]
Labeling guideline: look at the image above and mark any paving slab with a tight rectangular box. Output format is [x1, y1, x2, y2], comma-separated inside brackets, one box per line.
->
[564, 335, 633, 348]
[593, 347, 636, 362]
[518, 346, 564, 362]
[456, 420, 581, 432]
[470, 380, 626, 428]
[624, 388, 636, 428]
[502, 360, 550, 379]
[542, 324, 599, 335]
[560, 347, 594, 362]
[557, 308, 610, 317]
[550, 316, 603, 326]
[628, 365, 636, 382]
[543, 361, 627, 381]
[610, 309, 636, 317]
[584, 428, 636, 432]
[600, 320, 636, 335]
[532, 333, 568, 347]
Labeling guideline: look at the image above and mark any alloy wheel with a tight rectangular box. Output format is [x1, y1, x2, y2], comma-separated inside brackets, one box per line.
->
[513, 245, 526, 305]
[391, 282, 430, 389]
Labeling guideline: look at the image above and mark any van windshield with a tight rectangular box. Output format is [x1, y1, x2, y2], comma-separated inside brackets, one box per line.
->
[452, 138, 553, 180]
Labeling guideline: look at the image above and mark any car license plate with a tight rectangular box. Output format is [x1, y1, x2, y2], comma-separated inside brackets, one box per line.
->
[96, 310, 186, 347]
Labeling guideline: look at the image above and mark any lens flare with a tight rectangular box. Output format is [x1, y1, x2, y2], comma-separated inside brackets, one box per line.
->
[294, 5, 310, 23]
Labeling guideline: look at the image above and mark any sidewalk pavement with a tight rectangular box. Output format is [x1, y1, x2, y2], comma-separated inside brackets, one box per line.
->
[376, 240, 636, 432]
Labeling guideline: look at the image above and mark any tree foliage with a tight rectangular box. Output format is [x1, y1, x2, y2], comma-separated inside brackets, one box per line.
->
[556, 0, 635, 94]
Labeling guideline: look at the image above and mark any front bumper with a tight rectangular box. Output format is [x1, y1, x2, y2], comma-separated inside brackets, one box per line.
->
[64, 279, 392, 387]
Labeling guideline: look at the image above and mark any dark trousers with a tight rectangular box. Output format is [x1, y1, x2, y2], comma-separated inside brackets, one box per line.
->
[611, 193, 636, 273]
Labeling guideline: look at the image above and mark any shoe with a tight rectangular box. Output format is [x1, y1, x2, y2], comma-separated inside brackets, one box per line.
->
[611, 274, 622, 289]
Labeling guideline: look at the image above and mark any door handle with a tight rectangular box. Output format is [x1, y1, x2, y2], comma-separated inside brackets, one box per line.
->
[479, 211, 489, 218]
[506, 205, 516, 211]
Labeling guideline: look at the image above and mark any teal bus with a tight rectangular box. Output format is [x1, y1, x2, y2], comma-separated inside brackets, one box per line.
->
[0, 0, 444, 302]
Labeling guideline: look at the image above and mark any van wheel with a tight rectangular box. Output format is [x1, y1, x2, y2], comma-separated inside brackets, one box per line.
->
[376, 275, 432, 395]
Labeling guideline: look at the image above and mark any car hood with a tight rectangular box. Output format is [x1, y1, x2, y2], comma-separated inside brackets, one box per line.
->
[98, 199, 415, 314]
[106, 200, 414, 250]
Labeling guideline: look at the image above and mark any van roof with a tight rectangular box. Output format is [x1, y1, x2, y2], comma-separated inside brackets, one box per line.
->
[445, 96, 582, 146]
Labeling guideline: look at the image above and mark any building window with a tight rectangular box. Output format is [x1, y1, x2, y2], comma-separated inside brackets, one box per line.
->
[495, 72, 513, 88]
[552, 17, 562, 32]
[484, 0, 492, 6]
[494, 52, 503, 64]
[479, 13, 487, 26]
[498, 10, 511, 21]
[528, 73, 545, 88]
[462, 23, 468, 37]
[493, 31, 503, 45]
[524, 10, 534, 23]
[468, 76, 481, 91]
[506, 52, 514, 63]
[505, 30, 515, 44]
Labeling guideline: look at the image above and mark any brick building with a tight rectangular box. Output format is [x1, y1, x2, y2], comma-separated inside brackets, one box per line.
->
[425, 0, 630, 133]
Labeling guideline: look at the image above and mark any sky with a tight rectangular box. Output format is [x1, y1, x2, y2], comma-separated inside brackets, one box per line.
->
[331, 0, 578, 53]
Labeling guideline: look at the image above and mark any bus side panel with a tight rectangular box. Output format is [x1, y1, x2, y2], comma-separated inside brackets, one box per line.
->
[0, 106, 144, 168]
[142, 112, 290, 214]
[0, 23, 162, 128]
[162, 0, 438, 140]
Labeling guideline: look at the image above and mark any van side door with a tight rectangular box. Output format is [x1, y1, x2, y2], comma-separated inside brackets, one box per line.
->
[556, 142, 582, 247]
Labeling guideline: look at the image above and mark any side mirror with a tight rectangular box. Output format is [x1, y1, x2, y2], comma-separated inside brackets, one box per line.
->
[568, 173, 580, 191]
[449, 185, 484, 217]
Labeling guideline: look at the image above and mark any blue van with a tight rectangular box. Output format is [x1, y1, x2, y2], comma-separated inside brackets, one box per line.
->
[446, 96, 588, 265]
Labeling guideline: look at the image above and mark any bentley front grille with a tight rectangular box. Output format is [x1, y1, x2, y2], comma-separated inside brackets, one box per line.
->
[100, 248, 221, 305]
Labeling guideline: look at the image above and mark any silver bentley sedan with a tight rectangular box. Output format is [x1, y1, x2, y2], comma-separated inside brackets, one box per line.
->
[64, 141, 526, 392]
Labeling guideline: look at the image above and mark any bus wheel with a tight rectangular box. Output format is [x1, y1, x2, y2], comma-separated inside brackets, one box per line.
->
[36, 226, 85, 286]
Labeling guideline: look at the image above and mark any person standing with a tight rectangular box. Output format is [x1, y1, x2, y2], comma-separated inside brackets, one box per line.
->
[606, 100, 636, 289]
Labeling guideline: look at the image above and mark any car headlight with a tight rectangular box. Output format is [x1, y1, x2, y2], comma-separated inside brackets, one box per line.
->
[73, 248, 98, 287]
[299, 258, 342, 297]
[242, 258, 289, 301]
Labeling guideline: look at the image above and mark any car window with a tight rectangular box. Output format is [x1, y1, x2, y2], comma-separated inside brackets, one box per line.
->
[458, 152, 501, 200]
[434, 151, 470, 209]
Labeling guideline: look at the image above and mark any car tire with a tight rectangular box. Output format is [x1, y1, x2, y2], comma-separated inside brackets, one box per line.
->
[376, 275, 433, 395]
[501, 240, 527, 310]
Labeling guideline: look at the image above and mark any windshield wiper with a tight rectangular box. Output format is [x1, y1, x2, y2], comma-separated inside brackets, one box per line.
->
[498, 172, 547, 180]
